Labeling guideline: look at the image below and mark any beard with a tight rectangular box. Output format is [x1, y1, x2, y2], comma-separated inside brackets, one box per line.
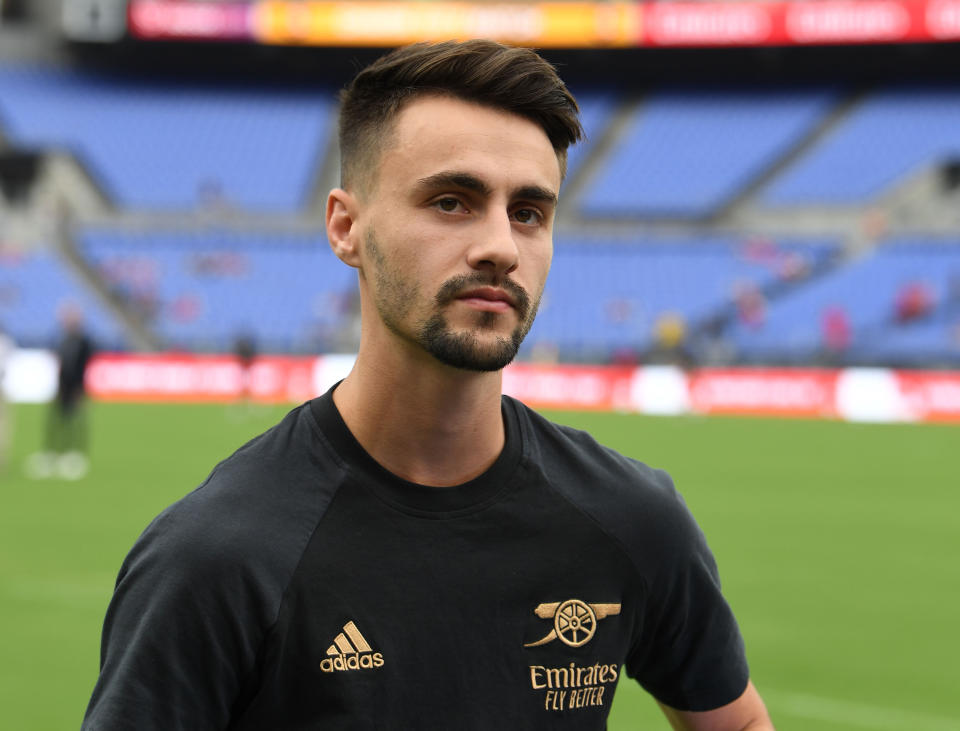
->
[366, 230, 541, 372]
[419, 273, 538, 372]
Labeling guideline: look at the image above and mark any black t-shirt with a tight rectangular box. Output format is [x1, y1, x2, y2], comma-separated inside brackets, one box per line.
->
[83, 388, 748, 730]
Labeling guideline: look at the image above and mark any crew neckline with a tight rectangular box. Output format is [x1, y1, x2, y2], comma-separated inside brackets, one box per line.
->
[309, 384, 523, 514]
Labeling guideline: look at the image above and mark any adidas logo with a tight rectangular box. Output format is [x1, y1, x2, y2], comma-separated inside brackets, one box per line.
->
[320, 621, 385, 673]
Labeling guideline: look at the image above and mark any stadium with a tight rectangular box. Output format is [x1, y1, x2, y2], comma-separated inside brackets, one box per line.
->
[0, 0, 958, 728]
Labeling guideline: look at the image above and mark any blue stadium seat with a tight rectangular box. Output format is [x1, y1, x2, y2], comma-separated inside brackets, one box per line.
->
[78, 229, 356, 352]
[522, 236, 834, 359]
[860, 317, 960, 365]
[0, 66, 334, 211]
[729, 240, 960, 363]
[580, 87, 838, 218]
[0, 248, 127, 348]
[763, 85, 960, 205]
[563, 90, 618, 185]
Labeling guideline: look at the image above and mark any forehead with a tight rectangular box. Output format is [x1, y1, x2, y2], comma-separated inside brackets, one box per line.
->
[375, 95, 562, 196]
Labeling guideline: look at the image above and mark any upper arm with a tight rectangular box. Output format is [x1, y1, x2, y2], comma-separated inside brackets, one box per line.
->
[82, 509, 270, 730]
[658, 681, 774, 731]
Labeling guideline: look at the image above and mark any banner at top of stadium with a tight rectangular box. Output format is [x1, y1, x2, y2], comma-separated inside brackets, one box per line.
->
[126, 0, 960, 47]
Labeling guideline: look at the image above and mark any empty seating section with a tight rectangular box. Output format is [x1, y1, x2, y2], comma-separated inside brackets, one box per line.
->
[0, 248, 126, 348]
[3, 64, 959, 366]
[580, 87, 837, 218]
[563, 90, 618, 184]
[78, 230, 356, 352]
[861, 318, 960, 365]
[0, 67, 333, 211]
[764, 86, 960, 205]
[523, 237, 833, 359]
[730, 241, 960, 363]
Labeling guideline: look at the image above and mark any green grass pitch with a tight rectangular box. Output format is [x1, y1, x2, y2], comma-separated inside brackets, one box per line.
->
[2, 401, 958, 730]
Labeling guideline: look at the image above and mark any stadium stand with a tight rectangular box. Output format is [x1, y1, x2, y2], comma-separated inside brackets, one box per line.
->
[562, 90, 618, 185]
[76, 228, 357, 353]
[0, 66, 334, 211]
[728, 240, 960, 365]
[0, 246, 126, 348]
[763, 85, 960, 206]
[579, 86, 839, 219]
[523, 236, 836, 360]
[2, 55, 958, 368]
[861, 316, 960, 366]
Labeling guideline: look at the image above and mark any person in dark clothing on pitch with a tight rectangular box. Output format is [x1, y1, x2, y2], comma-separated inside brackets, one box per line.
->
[28, 305, 94, 480]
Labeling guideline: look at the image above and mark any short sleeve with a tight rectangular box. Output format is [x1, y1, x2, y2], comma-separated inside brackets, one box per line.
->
[81, 505, 271, 730]
[623, 488, 749, 711]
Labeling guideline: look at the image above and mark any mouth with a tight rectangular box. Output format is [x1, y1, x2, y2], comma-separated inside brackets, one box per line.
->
[455, 286, 517, 313]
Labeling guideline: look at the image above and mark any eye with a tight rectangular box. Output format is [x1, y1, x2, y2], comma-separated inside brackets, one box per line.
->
[434, 197, 465, 213]
[512, 207, 543, 225]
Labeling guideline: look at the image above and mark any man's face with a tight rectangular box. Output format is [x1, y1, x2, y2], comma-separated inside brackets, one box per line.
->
[353, 95, 561, 372]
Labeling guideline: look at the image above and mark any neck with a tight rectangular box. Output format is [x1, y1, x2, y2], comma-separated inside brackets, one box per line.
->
[333, 341, 506, 487]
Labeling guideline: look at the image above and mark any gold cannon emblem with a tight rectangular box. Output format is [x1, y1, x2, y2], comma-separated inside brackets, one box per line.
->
[524, 599, 621, 648]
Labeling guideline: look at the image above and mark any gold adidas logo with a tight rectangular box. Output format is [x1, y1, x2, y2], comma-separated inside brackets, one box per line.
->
[320, 621, 385, 673]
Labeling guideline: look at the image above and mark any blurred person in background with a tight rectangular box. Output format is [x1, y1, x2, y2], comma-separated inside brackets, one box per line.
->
[231, 330, 258, 415]
[26, 304, 94, 480]
[0, 321, 14, 473]
[893, 280, 934, 324]
[83, 40, 772, 731]
[821, 305, 851, 365]
[734, 281, 767, 330]
[645, 310, 692, 367]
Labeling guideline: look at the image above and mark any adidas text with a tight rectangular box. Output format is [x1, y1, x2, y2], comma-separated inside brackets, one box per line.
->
[321, 652, 385, 672]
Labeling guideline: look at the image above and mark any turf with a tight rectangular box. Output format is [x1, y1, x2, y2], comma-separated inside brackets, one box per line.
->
[2, 402, 958, 730]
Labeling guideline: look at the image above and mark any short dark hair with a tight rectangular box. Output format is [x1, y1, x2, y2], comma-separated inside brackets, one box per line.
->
[338, 40, 583, 193]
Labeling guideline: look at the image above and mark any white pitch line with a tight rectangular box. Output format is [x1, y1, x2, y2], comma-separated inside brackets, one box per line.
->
[765, 690, 960, 731]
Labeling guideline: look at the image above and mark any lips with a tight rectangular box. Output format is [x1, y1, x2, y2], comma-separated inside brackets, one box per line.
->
[456, 286, 516, 309]
[434, 274, 530, 318]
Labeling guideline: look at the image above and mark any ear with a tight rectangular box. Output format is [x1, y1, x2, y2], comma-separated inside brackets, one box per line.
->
[326, 188, 362, 268]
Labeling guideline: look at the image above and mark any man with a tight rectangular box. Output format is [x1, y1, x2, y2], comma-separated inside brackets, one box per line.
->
[27, 304, 95, 480]
[83, 40, 772, 729]
[0, 322, 14, 473]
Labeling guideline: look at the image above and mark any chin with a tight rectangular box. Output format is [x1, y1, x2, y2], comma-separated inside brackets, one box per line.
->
[421, 327, 521, 373]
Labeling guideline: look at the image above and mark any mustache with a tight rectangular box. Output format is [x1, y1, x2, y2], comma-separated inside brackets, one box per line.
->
[434, 273, 531, 318]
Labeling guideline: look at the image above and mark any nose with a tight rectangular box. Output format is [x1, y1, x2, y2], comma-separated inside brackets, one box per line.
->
[466, 209, 519, 277]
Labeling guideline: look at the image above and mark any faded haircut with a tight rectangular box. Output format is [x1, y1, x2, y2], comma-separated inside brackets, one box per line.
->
[338, 40, 583, 194]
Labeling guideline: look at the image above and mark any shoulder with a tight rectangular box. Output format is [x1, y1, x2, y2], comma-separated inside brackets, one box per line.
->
[86, 402, 352, 729]
[508, 397, 703, 570]
[122, 402, 344, 599]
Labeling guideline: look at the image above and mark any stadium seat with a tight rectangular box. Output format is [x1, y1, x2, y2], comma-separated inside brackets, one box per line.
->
[523, 236, 835, 360]
[0, 66, 334, 211]
[728, 240, 960, 364]
[579, 86, 838, 218]
[77, 229, 357, 353]
[562, 90, 619, 185]
[0, 247, 127, 348]
[763, 85, 960, 205]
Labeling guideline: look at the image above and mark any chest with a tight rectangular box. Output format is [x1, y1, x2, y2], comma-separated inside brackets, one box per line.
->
[239, 490, 643, 729]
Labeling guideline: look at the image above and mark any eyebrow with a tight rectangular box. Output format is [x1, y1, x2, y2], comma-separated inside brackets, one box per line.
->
[514, 185, 559, 207]
[416, 171, 558, 208]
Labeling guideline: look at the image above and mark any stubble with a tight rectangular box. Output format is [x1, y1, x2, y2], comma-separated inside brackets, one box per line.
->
[365, 229, 541, 372]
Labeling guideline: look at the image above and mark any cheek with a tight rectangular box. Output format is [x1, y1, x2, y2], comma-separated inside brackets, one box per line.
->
[375, 212, 457, 273]
[525, 242, 553, 290]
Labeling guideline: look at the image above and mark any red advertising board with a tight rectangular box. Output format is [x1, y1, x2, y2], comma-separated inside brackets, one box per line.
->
[895, 370, 960, 422]
[86, 353, 319, 403]
[688, 368, 839, 418]
[128, 0, 960, 48]
[643, 3, 775, 47]
[502, 363, 637, 411]
[67, 353, 960, 424]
